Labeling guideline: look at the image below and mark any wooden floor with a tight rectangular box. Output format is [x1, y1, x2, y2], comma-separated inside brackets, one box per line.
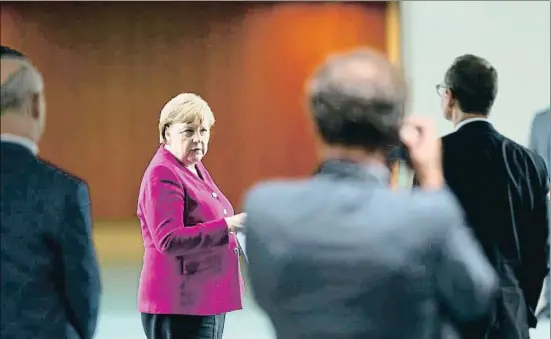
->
[93, 220, 144, 264]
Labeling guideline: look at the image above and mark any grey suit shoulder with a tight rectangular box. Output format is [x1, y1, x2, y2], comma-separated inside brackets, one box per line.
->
[245, 177, 465, 249]
[529, 109, 550, 172]
[244, 175, 498, 339]
[532, 109, 550, 128]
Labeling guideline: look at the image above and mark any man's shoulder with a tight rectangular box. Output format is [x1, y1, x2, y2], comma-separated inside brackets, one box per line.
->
[441, 130, 458, 142]
[532, 108, 550, 124]
[443, 125, 542, 161]
[243, 178, 321, 238]
[441, 130, 463, 147]
[245, 179, 462, 233]
[439, 131, 466, 156]
[408, 188, 465, 228]
[36, 158, 87, 191]
[501, 136, 548, 172]
[530, 109, 550, 147]
[244, 179, 309, 210]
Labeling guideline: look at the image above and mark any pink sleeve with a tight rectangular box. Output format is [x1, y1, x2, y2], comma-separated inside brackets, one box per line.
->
[142, 165, 229, 255]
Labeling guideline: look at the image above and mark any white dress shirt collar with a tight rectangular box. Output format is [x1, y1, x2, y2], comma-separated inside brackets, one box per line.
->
[454, 117, 490, 132]
[0, 134, 39, 155]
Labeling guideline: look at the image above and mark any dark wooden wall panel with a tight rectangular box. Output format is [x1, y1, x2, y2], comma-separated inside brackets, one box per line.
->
[1, 2, 388, 219]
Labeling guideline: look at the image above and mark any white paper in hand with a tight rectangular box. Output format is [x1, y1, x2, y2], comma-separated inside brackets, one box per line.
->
[236, 232, 248, 263]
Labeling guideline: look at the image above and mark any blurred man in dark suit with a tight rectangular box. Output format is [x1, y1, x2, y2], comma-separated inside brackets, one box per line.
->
[529, 108, 550, 320]
[428, 54, 549, 339]
[244, 48, 498, 339]
[0, 47, 101, 339]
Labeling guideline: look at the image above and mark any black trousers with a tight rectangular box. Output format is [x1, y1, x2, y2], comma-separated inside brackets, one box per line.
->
[141, 313, 226, 339]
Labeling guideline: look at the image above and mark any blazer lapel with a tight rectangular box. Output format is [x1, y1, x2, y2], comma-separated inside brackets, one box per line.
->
[194, 162, 219, 193]
[156, 146, 217, 192]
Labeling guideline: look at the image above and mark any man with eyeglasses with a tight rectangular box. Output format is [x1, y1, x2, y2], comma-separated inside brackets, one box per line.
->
[423, 54, 549, 339]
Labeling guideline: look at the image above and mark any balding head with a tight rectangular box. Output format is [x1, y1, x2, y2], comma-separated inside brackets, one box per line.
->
[307, 48, 407, 151]
[1, 47, 46, 143]
[1, 57, 44, 113]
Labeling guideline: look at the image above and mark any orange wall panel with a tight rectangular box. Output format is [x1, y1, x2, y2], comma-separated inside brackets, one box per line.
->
[1, 2, 388, 219]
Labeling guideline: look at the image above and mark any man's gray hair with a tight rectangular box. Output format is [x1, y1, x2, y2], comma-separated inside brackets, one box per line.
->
[0, 60, 44, 113]
[306, 48, 407, 151]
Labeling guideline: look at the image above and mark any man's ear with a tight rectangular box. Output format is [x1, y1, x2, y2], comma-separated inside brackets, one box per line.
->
[30, 93, 40, 120]
[446, 89, 456, 108]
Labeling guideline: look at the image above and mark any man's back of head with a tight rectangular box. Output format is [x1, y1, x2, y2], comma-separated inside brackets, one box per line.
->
[307, 48, 407, 153]
[443, 54, 498, 117]
[1, 46, 46, 144]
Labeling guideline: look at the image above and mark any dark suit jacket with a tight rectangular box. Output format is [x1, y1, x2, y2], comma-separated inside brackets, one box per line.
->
[417, 121, 549, 339]
[0, 141, 101, 339]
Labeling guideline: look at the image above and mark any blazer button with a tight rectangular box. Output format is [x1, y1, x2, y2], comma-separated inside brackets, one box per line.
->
[223, 209, 227, 215]
[212, 192, 218, 199]
[233, 248, 239, 255]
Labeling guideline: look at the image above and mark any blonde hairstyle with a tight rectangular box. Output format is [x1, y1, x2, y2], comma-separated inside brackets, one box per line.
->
[158, 93, 215, 143]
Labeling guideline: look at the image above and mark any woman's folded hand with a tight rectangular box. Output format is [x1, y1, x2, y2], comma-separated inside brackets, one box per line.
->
[225, 213, 247, 233]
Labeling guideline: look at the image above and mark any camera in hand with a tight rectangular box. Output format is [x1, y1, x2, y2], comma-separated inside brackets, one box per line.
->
[387, 143, 415, 189]
[387, 143, 411, 166]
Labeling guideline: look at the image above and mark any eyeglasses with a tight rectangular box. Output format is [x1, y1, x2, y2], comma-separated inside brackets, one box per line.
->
[435, 84, 448, 97]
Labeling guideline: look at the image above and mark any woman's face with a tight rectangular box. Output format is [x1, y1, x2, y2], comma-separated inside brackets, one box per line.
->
[165, 121, 211, 166]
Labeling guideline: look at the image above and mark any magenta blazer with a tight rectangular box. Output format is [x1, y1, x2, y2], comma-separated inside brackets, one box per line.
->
[137, 146, 244, 315]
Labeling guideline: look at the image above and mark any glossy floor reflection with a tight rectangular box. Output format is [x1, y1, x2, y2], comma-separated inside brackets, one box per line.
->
[94, 226, 550, 339]
[96, 264, 275, 339]
[97, 264, 550, 339]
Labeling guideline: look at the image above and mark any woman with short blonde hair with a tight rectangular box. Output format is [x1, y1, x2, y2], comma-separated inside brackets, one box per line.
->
[158, 93, 215, 143]
[137, 93, 246, 339]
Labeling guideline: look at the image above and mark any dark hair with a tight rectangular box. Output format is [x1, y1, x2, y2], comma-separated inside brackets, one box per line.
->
[307, 48, 407, 151]
[0, 46, 26, 59]
[444, 54, 497, 115]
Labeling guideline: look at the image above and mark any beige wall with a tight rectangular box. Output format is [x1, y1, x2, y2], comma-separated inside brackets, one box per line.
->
[401, 1, 550, 143]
